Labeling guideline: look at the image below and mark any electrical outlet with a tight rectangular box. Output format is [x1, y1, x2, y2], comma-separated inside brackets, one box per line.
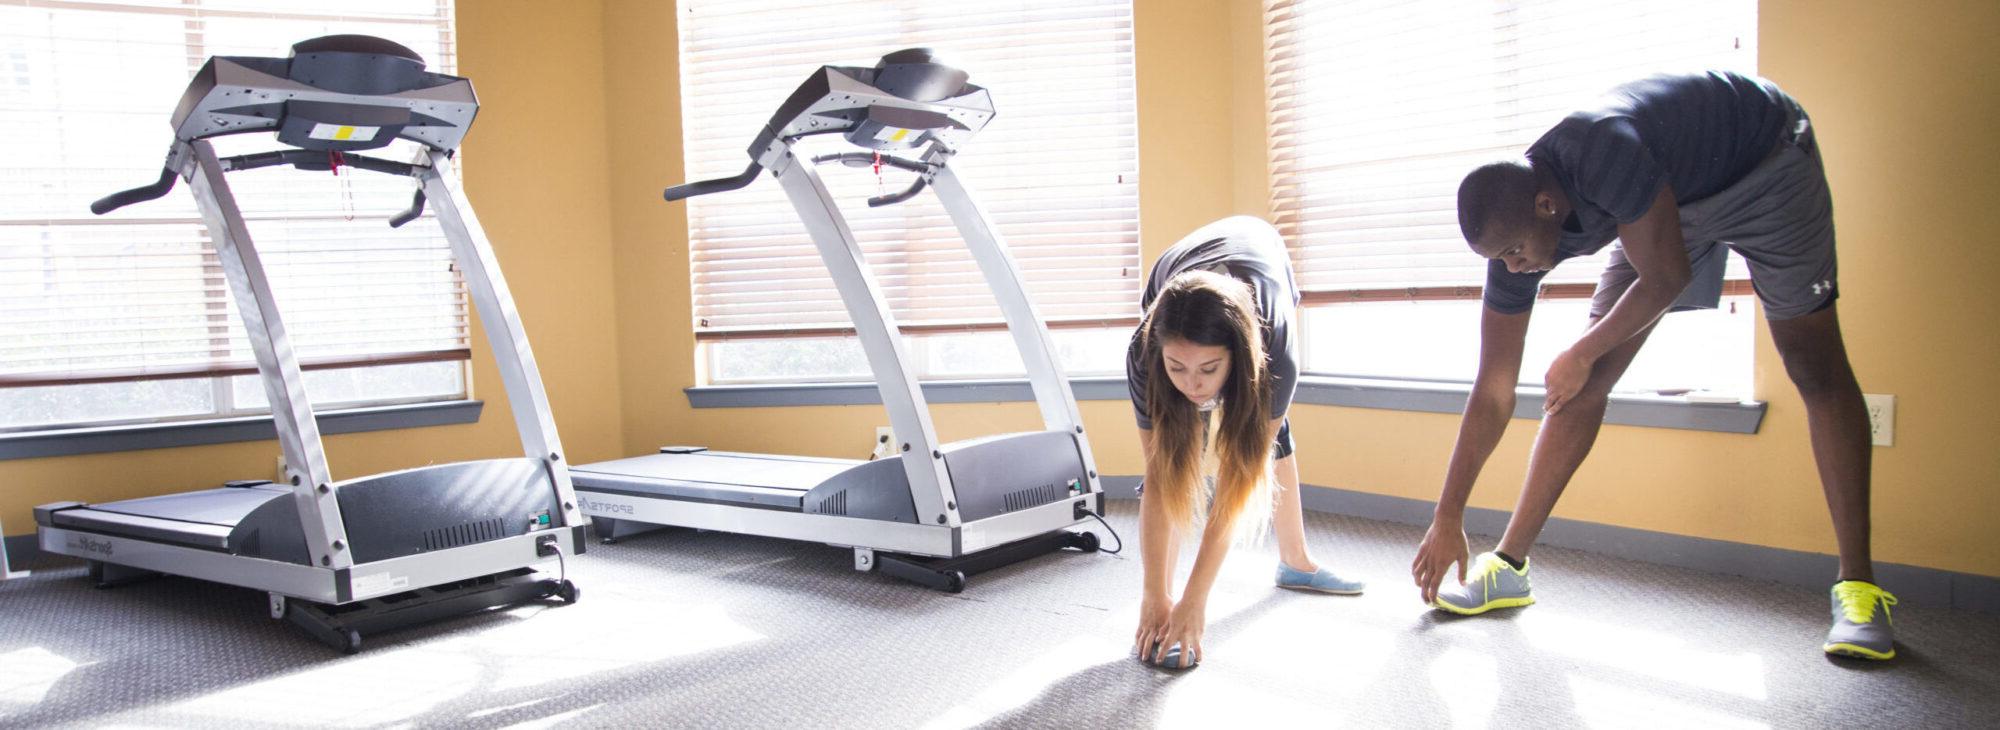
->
[871, 426, 897, 460]
[1863, 393, 1894, 447]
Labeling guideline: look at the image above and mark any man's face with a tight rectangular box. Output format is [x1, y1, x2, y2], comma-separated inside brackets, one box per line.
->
[1473, 212, 1561, 274]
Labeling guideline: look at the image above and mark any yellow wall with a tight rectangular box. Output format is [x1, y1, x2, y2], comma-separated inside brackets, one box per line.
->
[0, 1, 628, 532]
[597, 0, 2000, 578]
[8, 0, 1996, 580]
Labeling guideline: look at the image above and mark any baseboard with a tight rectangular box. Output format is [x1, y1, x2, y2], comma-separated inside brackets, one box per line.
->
[1098, 476, 2000, 614]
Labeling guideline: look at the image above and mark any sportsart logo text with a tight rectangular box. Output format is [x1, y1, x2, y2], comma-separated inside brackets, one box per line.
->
[66, 535, 114, 557]
[577, 496, 634, 516]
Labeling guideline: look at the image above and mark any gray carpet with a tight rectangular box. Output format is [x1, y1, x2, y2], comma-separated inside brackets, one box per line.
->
[2, 500, 1995, 729]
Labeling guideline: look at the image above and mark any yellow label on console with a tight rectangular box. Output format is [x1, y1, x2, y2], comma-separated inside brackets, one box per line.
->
[309, 123, 379, 142]
[874, 126, 912, 143]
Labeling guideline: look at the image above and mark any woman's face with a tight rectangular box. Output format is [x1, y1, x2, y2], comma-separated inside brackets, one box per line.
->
[1161, 336, 1231, 408]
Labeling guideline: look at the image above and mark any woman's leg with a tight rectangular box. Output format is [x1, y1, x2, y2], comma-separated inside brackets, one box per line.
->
[1269, 421, 1315, 572]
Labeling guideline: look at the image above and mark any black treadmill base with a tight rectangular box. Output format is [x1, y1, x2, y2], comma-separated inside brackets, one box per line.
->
[85, 561, 578, 654]
[278, 567, 579, 654]
[875, 529, 1100, 593]
[89, 560, 163, 588]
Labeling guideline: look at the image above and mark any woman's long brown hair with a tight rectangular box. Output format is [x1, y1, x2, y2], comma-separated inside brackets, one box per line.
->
[1139, 269, 1277, 537]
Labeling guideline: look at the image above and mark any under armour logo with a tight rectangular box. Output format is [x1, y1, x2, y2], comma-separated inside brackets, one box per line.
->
[1811, 280, 1832, 296]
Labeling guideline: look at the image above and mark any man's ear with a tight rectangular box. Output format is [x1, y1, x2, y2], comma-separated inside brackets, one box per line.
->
[1534, 190, 1558, 219]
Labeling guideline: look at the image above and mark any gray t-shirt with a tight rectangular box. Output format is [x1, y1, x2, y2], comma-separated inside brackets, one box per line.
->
[1125, 216, 1300, 430]
[1484, 71, 1798, 313]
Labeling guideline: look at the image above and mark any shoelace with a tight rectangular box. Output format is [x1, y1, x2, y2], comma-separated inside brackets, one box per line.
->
[1833, 581, 1898, 625]
[1469, 554, 1507, 598]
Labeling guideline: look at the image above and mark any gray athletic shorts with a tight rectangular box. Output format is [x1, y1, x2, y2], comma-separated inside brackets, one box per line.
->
[1591, 103, 1837, 321]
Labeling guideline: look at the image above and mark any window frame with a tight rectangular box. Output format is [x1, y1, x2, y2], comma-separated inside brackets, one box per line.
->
[677, 0, 1142, 385]
[0, 0, 473, 436]
[1265, 0, 1762, 398]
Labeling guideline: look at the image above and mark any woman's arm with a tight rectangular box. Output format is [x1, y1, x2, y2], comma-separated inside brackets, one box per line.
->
[1134, 428, 1179, 662]
[1150, 483, 1242, 666]
[1136, 428, 1176, 600]
[1147, 416, 1287, 667]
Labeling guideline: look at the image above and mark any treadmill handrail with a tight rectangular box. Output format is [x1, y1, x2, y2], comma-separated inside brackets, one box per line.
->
[663, 161, 762, 201]
[89, 167, 178, 215]
[94, 148, 431, 228]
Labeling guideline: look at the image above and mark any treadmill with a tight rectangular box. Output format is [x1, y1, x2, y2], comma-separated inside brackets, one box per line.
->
[572, 49, 1105, 592]
[34, 35, 585, 652]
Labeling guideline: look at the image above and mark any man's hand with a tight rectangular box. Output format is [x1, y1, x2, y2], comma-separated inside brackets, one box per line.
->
[1413, 517, 1471, 605]
[1134, 592, 1172, 663]
[1543, 348, 1595, 415]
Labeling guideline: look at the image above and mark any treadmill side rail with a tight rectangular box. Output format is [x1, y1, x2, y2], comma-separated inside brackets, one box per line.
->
[957, 495, 1096, 555]
[573, 483, 1094, 559]
[576, 490, 955, 557]
[39, 525, 336, 602]
[37, 524, 574, 604]
[348, 527, 574, 602]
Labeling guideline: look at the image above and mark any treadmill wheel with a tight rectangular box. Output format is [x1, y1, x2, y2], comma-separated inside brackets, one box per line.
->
[943, 571, 967, 594]
[555, 580, 581, 604]
[342, 630, 363, 655]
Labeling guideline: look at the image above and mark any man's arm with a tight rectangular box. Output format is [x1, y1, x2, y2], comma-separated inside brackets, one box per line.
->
[1545, 183, 1690, 413]
[1440, 307, 1531, 519]
[1413, 305, 1530, 602]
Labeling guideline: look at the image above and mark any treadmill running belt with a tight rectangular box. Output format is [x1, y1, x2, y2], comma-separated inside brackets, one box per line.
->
[572, 451, 861, 511]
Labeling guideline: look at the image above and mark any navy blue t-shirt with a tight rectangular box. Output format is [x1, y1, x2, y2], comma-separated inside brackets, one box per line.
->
[1484, 71, 1798, 313]
[1125, 216, 1300, 430]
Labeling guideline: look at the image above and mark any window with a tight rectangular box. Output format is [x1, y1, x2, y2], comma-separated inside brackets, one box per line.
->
[0, 0, 467, 432]
[680, 0, 1139, 384]
[1266, 0, 1759, 396]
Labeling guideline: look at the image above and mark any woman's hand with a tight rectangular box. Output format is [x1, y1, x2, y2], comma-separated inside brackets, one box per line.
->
[1134, 592, 1172, 662]
[1152, 596, 1207, 668]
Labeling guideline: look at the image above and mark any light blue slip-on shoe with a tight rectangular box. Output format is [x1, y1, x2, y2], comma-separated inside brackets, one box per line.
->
[1276, 562, 1366, 595]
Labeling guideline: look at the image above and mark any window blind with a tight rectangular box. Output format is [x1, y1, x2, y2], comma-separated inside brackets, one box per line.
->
[679, 0, 1139, 338]
[1265, 0, 1757, 299]
[0, 0, 466, 387]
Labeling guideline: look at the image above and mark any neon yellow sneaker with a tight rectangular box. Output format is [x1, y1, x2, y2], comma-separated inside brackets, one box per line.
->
[1824, 580, 1897, 660]
[1434, 551, 1535, 615]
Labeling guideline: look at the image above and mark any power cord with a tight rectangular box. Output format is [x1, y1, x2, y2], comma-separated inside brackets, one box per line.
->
[535, 534, 566, 583]
[1078, 508, 1124, 555]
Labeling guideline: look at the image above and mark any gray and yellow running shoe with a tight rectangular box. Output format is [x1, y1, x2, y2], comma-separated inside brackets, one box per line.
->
[1434, 551, 1535, 615]
[1824, 580, 1897, 660]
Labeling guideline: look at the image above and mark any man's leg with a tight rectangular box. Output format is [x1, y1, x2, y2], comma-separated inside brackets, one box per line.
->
[1272, 452, 1314, 572]
[1766, 304, 1873, 582]
[1494, 318, 1660, 559]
